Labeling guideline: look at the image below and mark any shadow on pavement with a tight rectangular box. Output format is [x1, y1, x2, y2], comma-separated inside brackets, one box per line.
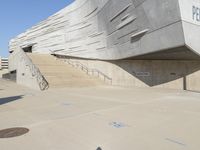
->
[0, 95, 24, 105]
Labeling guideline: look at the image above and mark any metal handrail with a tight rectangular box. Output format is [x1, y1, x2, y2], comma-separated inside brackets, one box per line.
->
[54, 54, 112, 84]
[67, 60, 112, 84]
[11, 48, 49, 90]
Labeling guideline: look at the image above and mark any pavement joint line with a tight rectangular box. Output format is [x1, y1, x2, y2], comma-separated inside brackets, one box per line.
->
[26, 104, 131, 128]
[165, 138, 187, 147]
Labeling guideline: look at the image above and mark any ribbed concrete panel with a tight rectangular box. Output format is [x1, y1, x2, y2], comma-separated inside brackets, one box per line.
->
[9, 0, 200, 60]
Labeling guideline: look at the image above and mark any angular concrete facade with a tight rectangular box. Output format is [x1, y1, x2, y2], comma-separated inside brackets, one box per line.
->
[9, 0, 200, 60]
[9, 0, 200, 91]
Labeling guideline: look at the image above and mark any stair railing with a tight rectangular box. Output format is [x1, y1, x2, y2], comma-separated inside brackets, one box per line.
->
[67, 59, 112, 85]
[54, 54, 112, 84]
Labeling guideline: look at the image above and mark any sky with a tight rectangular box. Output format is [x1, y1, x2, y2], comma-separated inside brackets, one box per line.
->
[0, 0, 74, 57]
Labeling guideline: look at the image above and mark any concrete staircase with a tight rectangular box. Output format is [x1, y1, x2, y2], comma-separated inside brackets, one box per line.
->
[28, 54, 103, 88]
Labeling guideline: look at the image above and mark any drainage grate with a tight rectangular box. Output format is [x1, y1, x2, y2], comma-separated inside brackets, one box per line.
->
[0, 127, 29, 138]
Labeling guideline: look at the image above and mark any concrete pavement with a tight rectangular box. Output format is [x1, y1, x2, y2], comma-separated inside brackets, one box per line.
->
[0, 79, 200, 150]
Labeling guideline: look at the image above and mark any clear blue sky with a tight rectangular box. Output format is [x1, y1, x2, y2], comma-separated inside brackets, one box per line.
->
[0, 0, 74, 57]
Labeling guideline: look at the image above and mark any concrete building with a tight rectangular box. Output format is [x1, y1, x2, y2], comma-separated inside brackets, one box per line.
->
[0, 57, 8, 70]
[0, 57, 8, 78]
[8, 0, 200, 91]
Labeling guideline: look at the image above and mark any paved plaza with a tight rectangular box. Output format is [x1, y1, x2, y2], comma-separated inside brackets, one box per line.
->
[0, 79, 200, 150]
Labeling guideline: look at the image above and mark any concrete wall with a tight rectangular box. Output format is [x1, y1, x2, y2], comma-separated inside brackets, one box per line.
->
[9, 50, 41, 90]
[179, 0, 200, 56]
[64, 57, 200, 91]
[0, 69, 8, 78]
[9, 0, 194, 60]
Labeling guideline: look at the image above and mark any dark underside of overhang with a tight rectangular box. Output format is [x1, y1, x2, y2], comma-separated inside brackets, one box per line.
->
[125, 46, 200, 60]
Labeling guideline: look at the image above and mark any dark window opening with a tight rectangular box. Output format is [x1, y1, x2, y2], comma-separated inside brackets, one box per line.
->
[10, 70, 17, 74]
[22, 46, 32, 53]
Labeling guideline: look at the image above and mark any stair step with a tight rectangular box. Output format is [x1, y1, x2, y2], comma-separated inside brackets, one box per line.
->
[28, 54, 104, 88]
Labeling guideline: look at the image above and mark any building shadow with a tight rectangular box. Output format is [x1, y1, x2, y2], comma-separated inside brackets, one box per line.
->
[109, 59, 200, 89]
[101, 45, 200, 89]
[0, 95, 24, 105]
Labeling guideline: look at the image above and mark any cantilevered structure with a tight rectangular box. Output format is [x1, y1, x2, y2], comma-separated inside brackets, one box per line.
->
[8, 0, 200, 91]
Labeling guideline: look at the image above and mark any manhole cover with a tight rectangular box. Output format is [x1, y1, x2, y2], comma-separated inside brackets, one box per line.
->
[0, 127, 29, 138]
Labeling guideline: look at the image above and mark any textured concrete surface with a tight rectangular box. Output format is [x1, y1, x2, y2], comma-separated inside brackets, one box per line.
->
[9, 0, 200, 60]
[0, 79, 200, 150]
